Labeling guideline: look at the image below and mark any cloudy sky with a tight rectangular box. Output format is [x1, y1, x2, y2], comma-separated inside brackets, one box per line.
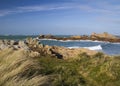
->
[0, 0, 120, 35]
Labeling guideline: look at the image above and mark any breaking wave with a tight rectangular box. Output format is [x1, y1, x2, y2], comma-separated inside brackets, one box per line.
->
[84, 45, 102, 50]
[68, 45, 102, 51]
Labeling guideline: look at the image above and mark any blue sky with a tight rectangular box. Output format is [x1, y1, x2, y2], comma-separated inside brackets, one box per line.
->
[0, 0, 120, 35]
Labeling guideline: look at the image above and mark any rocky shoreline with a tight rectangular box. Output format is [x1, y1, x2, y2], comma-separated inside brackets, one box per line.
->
[0, 38, 98, 60]
[1, 32, 118, 60]
[39, 32, 120, 43]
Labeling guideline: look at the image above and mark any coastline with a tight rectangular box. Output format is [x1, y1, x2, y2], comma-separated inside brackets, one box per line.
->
[39, 38, 120, 44]
[0, 35, 120, 86]
[38, 32, 120, 43]
[0, 38, 98, 60]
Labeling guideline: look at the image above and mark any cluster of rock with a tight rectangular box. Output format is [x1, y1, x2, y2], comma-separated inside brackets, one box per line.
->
[0, 39, 28, 50]
[1, 32, 115, 59]
[0, 38, 40, 58]
[90, 32, 120, 42]
[91, 32, 117, 39]
[39, 32, 120, 43]
[0, 38, 97, 60]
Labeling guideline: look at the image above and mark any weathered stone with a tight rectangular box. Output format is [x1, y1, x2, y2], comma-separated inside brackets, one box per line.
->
[0, 37, 99, 60]
[91, 32, 117, 39]
[70, 35, 81, 39]
[39, 34, 54, 39]
[48, 46, 97, 60]
[38, 33, 120, 43]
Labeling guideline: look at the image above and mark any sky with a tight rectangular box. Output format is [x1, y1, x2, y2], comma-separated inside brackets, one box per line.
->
[0, 0, 120, 35]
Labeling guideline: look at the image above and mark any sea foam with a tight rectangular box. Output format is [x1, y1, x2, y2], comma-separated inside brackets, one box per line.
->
[68, 45, 102, 51]
[84, 45, 102, 50]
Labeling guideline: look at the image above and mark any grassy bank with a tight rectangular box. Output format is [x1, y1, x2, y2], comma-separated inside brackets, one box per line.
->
[0, 49, 120, 86]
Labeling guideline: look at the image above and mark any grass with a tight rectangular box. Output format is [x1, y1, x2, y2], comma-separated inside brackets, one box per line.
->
[0, 48, 50, 86]
[0, 48, 120, 86]
[38, 53, 120, 86]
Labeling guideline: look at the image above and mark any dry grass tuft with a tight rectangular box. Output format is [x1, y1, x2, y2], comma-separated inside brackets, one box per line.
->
[0, 49, 50, 86]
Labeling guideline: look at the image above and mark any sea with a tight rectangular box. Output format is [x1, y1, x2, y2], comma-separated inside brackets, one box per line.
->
[0, 35, 120, 55]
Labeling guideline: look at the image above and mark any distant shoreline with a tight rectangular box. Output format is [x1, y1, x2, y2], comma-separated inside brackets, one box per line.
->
[1, 32, 120, 43]
[38, 32, 120, 43]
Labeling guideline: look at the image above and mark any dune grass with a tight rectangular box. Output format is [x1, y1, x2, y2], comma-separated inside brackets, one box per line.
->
[0, 48, 50, 86]
[0, 48, 120, 86]
[38, 53, 120, 86]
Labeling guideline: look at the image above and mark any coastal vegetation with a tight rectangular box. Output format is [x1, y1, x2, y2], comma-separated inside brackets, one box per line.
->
[0, 47, 120, 86]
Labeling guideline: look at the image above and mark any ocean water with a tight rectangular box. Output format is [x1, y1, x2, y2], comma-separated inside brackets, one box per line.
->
[39, 39, 120, 55]
[0, 35, 120, 55]
[0, 35, 38, 40]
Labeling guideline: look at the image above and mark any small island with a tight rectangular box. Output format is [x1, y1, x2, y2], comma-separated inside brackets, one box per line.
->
[39, 32, 120, 43]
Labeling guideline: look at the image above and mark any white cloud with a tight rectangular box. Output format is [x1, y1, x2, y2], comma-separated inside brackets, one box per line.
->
[0, 1, 120, 17]
[0, 4, 75, 16]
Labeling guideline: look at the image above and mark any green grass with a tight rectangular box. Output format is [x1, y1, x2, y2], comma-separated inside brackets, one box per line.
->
[39, 56, 86, 86]
[0, 48, 120, 86]
[38, 53, 120, 86]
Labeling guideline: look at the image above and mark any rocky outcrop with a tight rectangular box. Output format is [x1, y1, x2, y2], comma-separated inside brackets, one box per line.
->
[70, 35, 81, 39]
[90, 32, 120, 42]
[28, 42, 97, 60]
[25, 38, 98, 59]
[49, 46, 97, 59]
[0, 38, 98, 60]
[39, 34, 55, 39]
[38, 32, 120, 43]
[90, 32, 117, 39]
[0, 39, 29, 50]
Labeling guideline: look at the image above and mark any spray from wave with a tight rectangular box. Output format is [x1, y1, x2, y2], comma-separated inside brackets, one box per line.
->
[68, 45, 102, 51]
[84, 45, 102, 50]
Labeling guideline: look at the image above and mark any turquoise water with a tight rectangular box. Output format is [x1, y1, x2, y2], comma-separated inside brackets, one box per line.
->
[0, 35, 38, 40]
[0, 35, 120, 55]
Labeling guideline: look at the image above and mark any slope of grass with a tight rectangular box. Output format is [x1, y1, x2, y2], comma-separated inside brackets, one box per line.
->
[0, 48, 51, 86]
[0, 48, 120, 86]
[39, 53, 120, 86]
